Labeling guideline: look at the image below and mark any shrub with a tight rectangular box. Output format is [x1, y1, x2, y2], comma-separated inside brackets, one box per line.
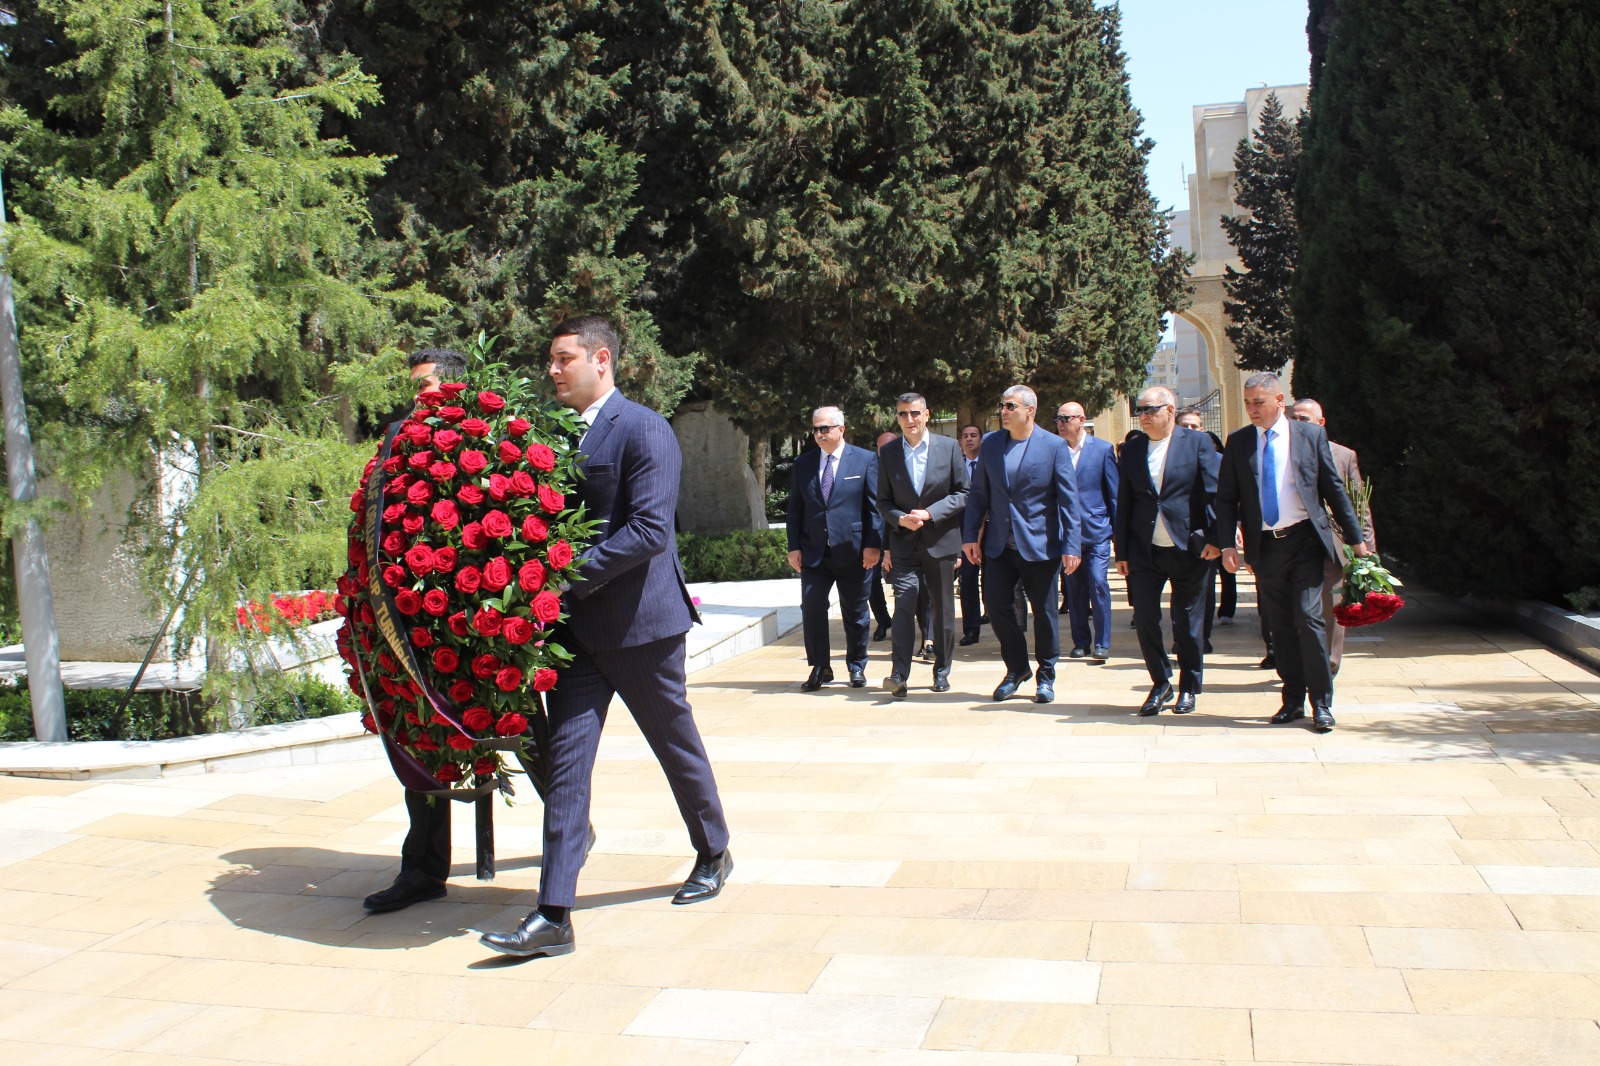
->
[678, 529, 794, 583]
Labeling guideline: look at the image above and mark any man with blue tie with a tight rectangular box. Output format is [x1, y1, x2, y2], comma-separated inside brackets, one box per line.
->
[955, 424, 985, 646]
[1212, 373, 1369, 733]
[787, 407, 883, 690]
[962, 386, 1081, 704]
[1056, 401, 1118, 662]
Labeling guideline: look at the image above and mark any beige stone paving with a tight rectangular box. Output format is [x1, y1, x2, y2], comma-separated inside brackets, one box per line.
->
[2, 584, 1600, 1063]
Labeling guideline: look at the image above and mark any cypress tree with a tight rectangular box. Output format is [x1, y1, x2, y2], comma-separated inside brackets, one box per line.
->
[1294, 0, 1600, 603]
[1221, 93, 1302, 374]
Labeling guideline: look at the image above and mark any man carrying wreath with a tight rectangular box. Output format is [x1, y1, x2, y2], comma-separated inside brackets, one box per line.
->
[479, 316, 732, 958]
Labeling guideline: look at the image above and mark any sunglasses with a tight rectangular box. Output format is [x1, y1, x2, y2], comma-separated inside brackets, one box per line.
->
[812, 424, 842, 434]
[998, 401, 1030, 412]
[1055, 414, 1081, 423]
[1133, 404, 1170, 416]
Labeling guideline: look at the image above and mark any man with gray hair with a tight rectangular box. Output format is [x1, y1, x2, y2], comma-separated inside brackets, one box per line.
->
[962, 385, 1081, 704]
[1212, 373, 1369, 732]
[786, 406, 883, 690]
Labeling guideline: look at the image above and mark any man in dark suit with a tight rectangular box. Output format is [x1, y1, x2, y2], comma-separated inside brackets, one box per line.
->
[877, 393, 969, 696]
[955, 424, 985, 646]
[962, 385, 1081, 704]
[1213, 373, 1369, 733]
[1056, 401, 1118, 662]
[480, 316, 731, 958]
[786, 406, 883, 690]
[1113, 387, 1221, 716]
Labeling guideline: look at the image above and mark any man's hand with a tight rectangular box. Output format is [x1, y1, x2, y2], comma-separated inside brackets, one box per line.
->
[1063, 554, 1081, 576]
[1200, 544, 1222, 561]
[962, 542, 981, 566]
[1352, 541, 1371, 557]
[864, 547, 882, 570]
[898, 513, 925, 530]
[1222, 546, 1249, 574]
[787, 549, 802, 574]
[1116, 560, 1130, 577]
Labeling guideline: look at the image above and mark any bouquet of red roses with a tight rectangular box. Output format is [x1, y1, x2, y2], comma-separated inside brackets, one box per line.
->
[332, 358, 594, 797]
[1333, 476, 1403, 628]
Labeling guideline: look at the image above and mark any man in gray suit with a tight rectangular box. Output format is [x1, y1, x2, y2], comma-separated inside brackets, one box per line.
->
[479, 316, 731, 958]
[1292, 397, 1376, 677]
[878, 392, 969, 696]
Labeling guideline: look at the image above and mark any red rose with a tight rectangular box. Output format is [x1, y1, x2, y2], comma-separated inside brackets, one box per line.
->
[382, 530, 407, 556]
[394, 589, 422, 615]
[410, 627, 435, 649]
[359, 603, 375, 625]
[525, 443, 556, 471]
[432, 429, 463, 453]
[488, 473, 511, 502]
[407, 450, 434, 471]
[402, 513, 425, 536]
[447, 733, 475, 751]
[382, 502, 405, 524]
[414, 734, 439, 752]
[404, 423, 431, 446]
[509, 471, 537, 497]
[502, 617, 535, 645]
[349, 489, 365, 514]
[427, 461, 457, 484]
[434, 764, 462, 783]
[495, 712, 527, 736]
[436, 405, 467, 424]
[518, 559, 546, 593]
[448, 679, 475, 702]
[383, 564, 407, 588]
[531, 590, 562, 623]
[507, 417, 532, 438]
[532, 667, 558, 691]
[422, 589, 450, 616]
[406, 480, 433, 507]
[385, 472, 409, 497]
[458, 449, 488, 475]
[537, 484, 565, 514]
[477, 390, 506, 414]
[471, 653, 501, 679]
[521, 515, 549, 542]
[382, 456, 403, 476]
[482, 556, 512, 592]
[482, 510, 514, 538]
[440, 382, 468, 398]
[461, 522, 487, 550]
[463, 706, 493, 731]
[363, 456, 379, 478]
[494, 666, 524, 692]
[360, 712, 377, 734]
[473, 757, 498, 777]
[455, 566, 483, 594]
[473, 606, 504, 636]
[460, 417, 491, 438]
[432, 647, 460, 673]
[404, 544, 436, 576]
[497, 440, 523, 464]
[457, 484, 485, 506]
[448, 611, 470, 637]
[547, 540, 574, 569]
[433, 546, 458, 572]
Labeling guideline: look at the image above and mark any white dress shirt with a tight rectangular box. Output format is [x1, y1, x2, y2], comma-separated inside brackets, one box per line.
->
[1147, 434, 1176, 548]
[902, 436, 929, 495]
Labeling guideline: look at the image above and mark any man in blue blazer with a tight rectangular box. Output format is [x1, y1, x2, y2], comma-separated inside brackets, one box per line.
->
[480, 316, 731, 959]
[787, 406, 883, 690]
[962, 385, 1082, 704]
[1055, 401, 1118, 661]
[1113, 386, 1221, 716]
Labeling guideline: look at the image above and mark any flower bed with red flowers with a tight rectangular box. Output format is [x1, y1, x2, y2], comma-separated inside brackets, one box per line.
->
[333, 367, 593, 793]
[236, 590, 337, 633]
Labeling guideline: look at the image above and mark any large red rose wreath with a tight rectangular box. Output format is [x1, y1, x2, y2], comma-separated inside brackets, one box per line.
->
[333, 366, 594, 801]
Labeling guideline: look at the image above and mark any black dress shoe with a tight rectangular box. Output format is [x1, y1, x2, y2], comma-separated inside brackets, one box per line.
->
[992, 670, 1033, 701]
[1269, 705, 1306, 724]
[1068, 647, 1087, 659]
[958, 633, 980, 647]
[801, 666, 834, 691]
[1173, 692, 1197, 715]
[872, 623, 890, 641]
[1312, 706, 1336, 732]
[363, 869, 446, 913]
[1091, 646, 1110, 661]
[1138, 681, 1174, 716]
[1204, 640, 1215, 654]
[478, 910, 575, 957]
[848, 667, 867, 688]
[1034, 681, 1054, 704]
[931, 673, 951, 693]
[1258, 654, 1277, 670]
[882, 674, 907, 698]
[919, 641, 935, 662]
[673, 850, 733, 904]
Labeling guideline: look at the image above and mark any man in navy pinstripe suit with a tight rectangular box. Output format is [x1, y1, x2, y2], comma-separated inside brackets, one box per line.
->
[480, 316, 731, 958]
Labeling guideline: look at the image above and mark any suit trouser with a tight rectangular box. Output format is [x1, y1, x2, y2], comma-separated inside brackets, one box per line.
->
[1218, 566, 1238, 619]
[983, 548, 1062, 682]
[538, 635, 729, 908]
[1321, 557, 1346, 675]
[889, 549, 957, 680]
[1255, 523, 1335, 710]
[1065, 539, 1113, 652]
[1128, 546, 1208, 693]
[1185, 559, 1222, 644]
[869, 563, 892, 628]
[400, 789, 452, 882]
[801, 552, 873, 671]
[958, 557, 982, 637]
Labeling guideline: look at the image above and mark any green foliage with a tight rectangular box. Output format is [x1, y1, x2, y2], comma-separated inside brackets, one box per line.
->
[1221, 93, 1302, 373]
[677, 529, 793, 583]
[1293, 0, 1600, 603]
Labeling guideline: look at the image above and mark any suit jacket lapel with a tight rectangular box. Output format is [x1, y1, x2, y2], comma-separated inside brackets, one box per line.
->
[580, 393, 625, 468]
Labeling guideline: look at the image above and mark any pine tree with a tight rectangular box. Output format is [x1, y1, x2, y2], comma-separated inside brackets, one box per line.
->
[1294, 0, 1600, 603]
[0, 0, 413, 702]
[1221, 93, 1302, 373]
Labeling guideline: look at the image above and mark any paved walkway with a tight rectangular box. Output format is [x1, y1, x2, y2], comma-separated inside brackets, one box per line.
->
[1, 580, 1599, 1064]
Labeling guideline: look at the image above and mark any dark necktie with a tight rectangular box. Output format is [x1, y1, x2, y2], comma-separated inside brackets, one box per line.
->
[1261, 428, 1280, 526]
[821, 453, 836, 504]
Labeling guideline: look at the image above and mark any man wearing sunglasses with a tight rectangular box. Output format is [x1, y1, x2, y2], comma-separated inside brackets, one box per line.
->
[1056, 401, 1119, 663]
[1113, 387, 1221, 716]
[962, 386, 1081, 703]
[787, 407, 883, 690]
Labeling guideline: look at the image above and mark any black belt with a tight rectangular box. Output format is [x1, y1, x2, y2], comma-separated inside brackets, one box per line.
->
[1266, 520, 1310, 539]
